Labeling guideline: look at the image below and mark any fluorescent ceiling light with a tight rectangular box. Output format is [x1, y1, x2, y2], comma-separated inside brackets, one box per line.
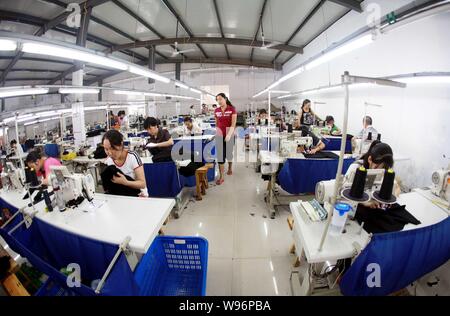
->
[128, 65, 170, 83]
[253, 89, 268, 98]
[175, 82, 189, 89]
[0, 87, 49, 98]
[113, 90, 144, 96]
[304, 34, 373, 71]
[269, 90, 291, 94]
[277, 94, 293, 99]
[24, 120, 38, 126]
[396, 76, 450, 84]
[85, 106, 108, 111]
[59, 87, 100, 94]
[267, 67, 305, 91]
[0, 39, 17, 51]
[22, 42, 128, 70]
[190, 88, 201, 94]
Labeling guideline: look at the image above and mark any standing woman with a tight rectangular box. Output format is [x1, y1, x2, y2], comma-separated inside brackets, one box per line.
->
[299, 99, 315, 127]
[214, 93, 237, 185]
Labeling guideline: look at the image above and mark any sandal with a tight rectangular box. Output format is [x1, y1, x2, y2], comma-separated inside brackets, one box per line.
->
[215, 178, 224, 185]
[227, 170, 233, 175]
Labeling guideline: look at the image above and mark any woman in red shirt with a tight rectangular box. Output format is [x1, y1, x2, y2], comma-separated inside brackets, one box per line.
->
[214, 93, 237, 185]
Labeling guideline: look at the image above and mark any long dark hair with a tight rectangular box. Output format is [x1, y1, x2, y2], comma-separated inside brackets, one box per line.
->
[216, 93, 232, 107]
[361, 141, 394, 169]
[301, 99, 314, 116]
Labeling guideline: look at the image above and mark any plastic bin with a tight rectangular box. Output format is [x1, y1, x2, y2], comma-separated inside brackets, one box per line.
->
[134, 236, 208, 296]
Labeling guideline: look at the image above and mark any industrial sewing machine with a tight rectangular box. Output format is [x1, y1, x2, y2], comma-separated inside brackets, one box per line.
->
[315, 168, 386, 208]
[0, 162, 23, 190]
[431, 166, 450, 201]
[279, 136, 313, 157]
[49, 166, 95, 210]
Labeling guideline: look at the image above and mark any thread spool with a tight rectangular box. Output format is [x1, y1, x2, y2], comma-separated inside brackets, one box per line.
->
[367, 132, 372, 141]
[377, 133, 381, 141]
[373, 169, 397, 204]
[342, 166, 370, 202]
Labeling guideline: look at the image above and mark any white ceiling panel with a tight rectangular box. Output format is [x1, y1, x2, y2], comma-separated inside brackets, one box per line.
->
[251, 47, 279, 62]
[289, 1, 349, 47]
[87, 20, 132, 45]
[0, 59, 12, 69]
[0, 21, 39, 35]
[193, 44, 226, 59]
[7, 72, 61, 80]
[260, 0, 321, 43]
[0, 0, 62, 20]
[226, 46, 253, 59]
[216, 0, 263, 39]
[169, 0, 220, 37]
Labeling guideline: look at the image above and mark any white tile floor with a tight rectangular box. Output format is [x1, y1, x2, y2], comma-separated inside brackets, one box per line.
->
[164, 162, 300, 296]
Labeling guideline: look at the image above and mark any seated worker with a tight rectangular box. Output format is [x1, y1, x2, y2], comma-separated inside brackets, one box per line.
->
[257, 109, 270, 125]
[297, 126, 325, 155]
[292, 117, 302, 131]
[274, 116, 287, 132]
[7, 139, 24, 158]
[345, 140, 400, 208]
[25, 150, 62, 186]
[102, 129, 146, 191]
[144, 117, 174, 163]
[183, 116, 202, 136]
[323, 116, 342, 136]
[352, 116, 378, 152]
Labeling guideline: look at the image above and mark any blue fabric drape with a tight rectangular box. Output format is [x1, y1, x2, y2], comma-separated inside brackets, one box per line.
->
[278, 157, 354, 194]
[1, 216, 140, 295]
[144, 162, 182, 198]
[44, 144, 59, 158]
[322, 137, 352, 152]
[340, 217, 450, 296]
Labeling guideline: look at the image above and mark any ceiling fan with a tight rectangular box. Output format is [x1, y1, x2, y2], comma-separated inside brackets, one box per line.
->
[160, 41, 196, 57]
[161, 20, 196, 57]
[256, 20, 281, 50]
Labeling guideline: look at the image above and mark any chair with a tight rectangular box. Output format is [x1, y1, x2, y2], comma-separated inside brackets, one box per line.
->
[143, 161, 182, 198]
[194, 163, 214, 201]
[44, 143, 59, 158]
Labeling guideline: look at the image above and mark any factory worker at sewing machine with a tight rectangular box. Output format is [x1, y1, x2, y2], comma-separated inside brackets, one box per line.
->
[297, 126, 325, 154]
[25, 150, 62, 186]
[183, 116, 202, 136]
[345, 140, 401, 208]
[145, 117, 174, 163]
[323, 116, 342, 136]
[352, 116, 378, 152]
[257, 109, 272, 125]
[102, 130, 146, 190]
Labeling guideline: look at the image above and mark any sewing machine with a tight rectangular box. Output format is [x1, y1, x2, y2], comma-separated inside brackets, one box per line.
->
[50, 166, 95, 207]
[280, 136, 313, 157]
[431, 166, 450, 201]
[0, 162, 23, 190]
[315, 168, 385, 206]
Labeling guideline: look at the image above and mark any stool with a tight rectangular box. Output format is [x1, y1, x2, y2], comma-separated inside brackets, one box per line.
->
[195, 163, 214, 201]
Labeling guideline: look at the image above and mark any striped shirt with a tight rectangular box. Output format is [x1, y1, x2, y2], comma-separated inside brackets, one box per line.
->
[105, 150, 142, 180]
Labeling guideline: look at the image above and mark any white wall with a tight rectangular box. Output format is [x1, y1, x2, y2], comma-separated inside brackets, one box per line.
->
[277, 0, 450, 188]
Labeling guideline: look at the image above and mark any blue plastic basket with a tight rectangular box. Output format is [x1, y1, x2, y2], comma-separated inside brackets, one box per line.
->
[134, 236, 208, 296]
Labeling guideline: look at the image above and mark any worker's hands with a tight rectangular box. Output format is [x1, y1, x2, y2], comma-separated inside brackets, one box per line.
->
[225, 134, 232, 142]
[308, 148, 318, 154]
[112, 172, 128, 186]
[146, 142, 158, 148]
[363, 200, 381, 209]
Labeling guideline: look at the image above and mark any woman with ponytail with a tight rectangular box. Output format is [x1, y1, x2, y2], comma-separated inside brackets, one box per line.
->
[214, 93, 237, 185]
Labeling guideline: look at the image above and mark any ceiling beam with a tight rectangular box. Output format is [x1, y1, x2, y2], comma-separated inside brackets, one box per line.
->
[0, 0, 112, 85]
[212, 0, 230, 60]
[110, 37, 303, 54]
[327, 0, 363, 13]
[160, 0, 209, 58]
[0, 69, 64, 73]
[85, 58, 281, 85]
[250, 0, 269, 61]
[272, 0, 326, 63]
